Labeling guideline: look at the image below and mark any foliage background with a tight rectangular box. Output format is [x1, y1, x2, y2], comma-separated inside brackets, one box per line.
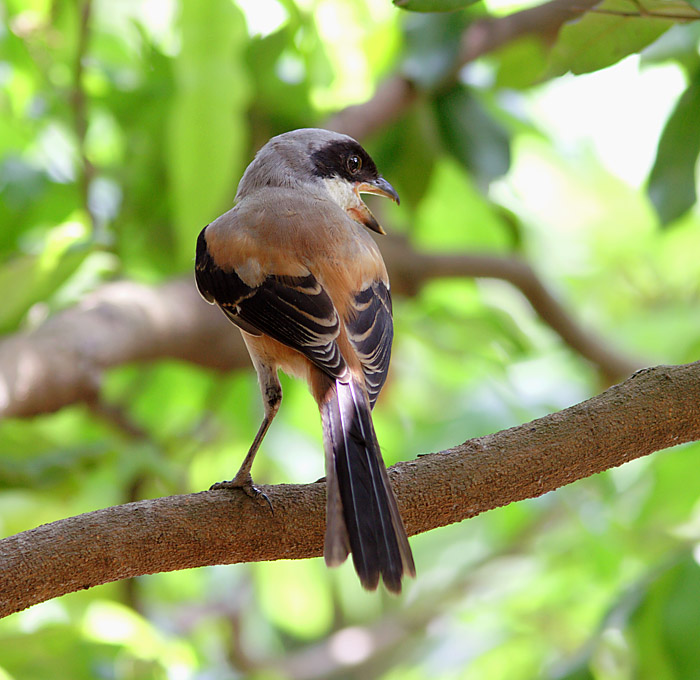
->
[2, 0, 700, 677]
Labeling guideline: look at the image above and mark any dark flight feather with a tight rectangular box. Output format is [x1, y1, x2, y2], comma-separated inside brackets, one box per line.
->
[195, 228, 345, 378]
[346, 281, 393, 408]
[322, 377, 414, 593]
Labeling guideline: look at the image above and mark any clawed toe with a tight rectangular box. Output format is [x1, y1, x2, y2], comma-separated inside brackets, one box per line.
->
[210, 478, 273, 514]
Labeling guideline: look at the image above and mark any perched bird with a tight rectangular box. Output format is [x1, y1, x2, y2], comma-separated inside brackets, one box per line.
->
[195, 128, 415, 593]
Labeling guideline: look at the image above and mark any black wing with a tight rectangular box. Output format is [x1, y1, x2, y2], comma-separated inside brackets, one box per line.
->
[196, 229, 345, 379]
[346, 281, 393, 408]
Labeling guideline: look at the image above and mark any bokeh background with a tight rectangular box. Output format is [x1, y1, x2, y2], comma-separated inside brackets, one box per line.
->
[2, 0, 700, 677]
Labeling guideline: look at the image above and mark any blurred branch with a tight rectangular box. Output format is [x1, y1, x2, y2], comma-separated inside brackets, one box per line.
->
[0, 236, 640, 419]
[0, 278, 249, 418]
[2, 361, 698, 618]
[325, 0, 601, 139]
[383, 236, 642, 382]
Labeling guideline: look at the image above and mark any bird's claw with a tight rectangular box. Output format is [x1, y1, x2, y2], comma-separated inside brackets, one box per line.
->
[210, 477, 274, 514]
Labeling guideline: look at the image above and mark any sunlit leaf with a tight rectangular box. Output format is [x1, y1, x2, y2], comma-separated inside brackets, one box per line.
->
[394, 0, 481, 11]
[647, 74, 700, 226]
[544, 0, 699, 78]
[0, 220, 92, 331]
[628, 555, 700, 678]
[493, 36, 550, 89]
[246, 25, 315, 130]
[256, 560, 333, 639]
[413, 157, 510, 249]
[167, 0, 251, 269]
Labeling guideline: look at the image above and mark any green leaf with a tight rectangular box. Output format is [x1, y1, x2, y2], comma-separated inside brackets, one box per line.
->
[256, 559, 333, 639]
[167, 0, 251, 269]
[628, 555, 700, 678]
[370, 108, 437, 209]
[493, 36, 550, 90]
[433, 84, 511, 187]
[401, 12, 470, 91]
[0, 444, 107, 490]
[640, 23, 700, 69]
[246, 24, 315, 130]
[0, 159, 76, 257]
[413, 157, 510, 249]
[0, 221, 92, 331]
[109, 44, 179, 277]
[647, 74, 700, 225]
[550, 662, 596, 680]
[544, 0, 699, 78]
[394, 0, 481, 11]
[0, 626, 120, 680]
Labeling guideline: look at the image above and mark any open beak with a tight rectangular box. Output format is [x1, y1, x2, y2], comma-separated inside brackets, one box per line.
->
[357, 177, 400, 205]
[352, 177, 400, 235]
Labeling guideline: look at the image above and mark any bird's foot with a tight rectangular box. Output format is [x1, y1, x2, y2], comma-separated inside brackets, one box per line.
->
[210, 475, 273, 514]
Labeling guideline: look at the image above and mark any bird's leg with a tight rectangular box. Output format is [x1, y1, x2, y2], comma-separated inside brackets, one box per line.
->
[210, 364, 281, 510]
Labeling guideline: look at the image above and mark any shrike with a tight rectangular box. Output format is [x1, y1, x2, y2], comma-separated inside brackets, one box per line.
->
[195, 128, 415, 593]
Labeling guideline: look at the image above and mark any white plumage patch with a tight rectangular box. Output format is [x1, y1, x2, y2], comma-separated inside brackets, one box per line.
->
[322, 176, 363, 211]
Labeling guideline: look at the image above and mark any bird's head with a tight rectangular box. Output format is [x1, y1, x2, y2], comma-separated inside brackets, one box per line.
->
[236, 128, 400, 234]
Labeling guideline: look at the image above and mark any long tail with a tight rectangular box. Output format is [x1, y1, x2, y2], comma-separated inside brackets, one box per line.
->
[321, 377, 415, 593]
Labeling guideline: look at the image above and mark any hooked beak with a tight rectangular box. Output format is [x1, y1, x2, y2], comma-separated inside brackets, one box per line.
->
[353, 177, 400, 235]
[357, 177, 400, 205]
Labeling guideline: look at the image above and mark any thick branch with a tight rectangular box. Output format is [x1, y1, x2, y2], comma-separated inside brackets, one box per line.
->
[2, 362, 698, 617]
[0, 278, 248, 418]
[0, 237, 639, 419]
[382, 236, 641, 381]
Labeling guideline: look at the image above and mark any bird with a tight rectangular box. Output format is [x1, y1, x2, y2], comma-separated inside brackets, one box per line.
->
[194, 128, 415, 593]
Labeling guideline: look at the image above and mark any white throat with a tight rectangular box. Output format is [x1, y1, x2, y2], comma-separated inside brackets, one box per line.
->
[322, 176, 362, 212]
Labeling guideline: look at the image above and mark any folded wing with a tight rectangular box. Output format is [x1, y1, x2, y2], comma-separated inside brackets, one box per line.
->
[196, 229, 346, 379]
[345, 281, 393, 407]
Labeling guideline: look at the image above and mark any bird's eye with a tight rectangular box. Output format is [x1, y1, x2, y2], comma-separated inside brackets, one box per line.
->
[346, 154, 362, 174]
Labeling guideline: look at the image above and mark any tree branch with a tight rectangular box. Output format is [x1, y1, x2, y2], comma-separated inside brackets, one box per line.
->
[382, 236, 642, 382]
[2, 361, 698, 618]
[0, 278, 249, 418]
[325, 0, 601, 139]
[0, 236, 640, 419]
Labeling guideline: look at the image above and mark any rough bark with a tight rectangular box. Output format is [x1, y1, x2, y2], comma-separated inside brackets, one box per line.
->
[2, 362, 697, 618]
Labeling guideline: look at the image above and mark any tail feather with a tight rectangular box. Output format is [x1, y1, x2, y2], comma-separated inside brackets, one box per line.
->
[322, 378, 415, 593]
